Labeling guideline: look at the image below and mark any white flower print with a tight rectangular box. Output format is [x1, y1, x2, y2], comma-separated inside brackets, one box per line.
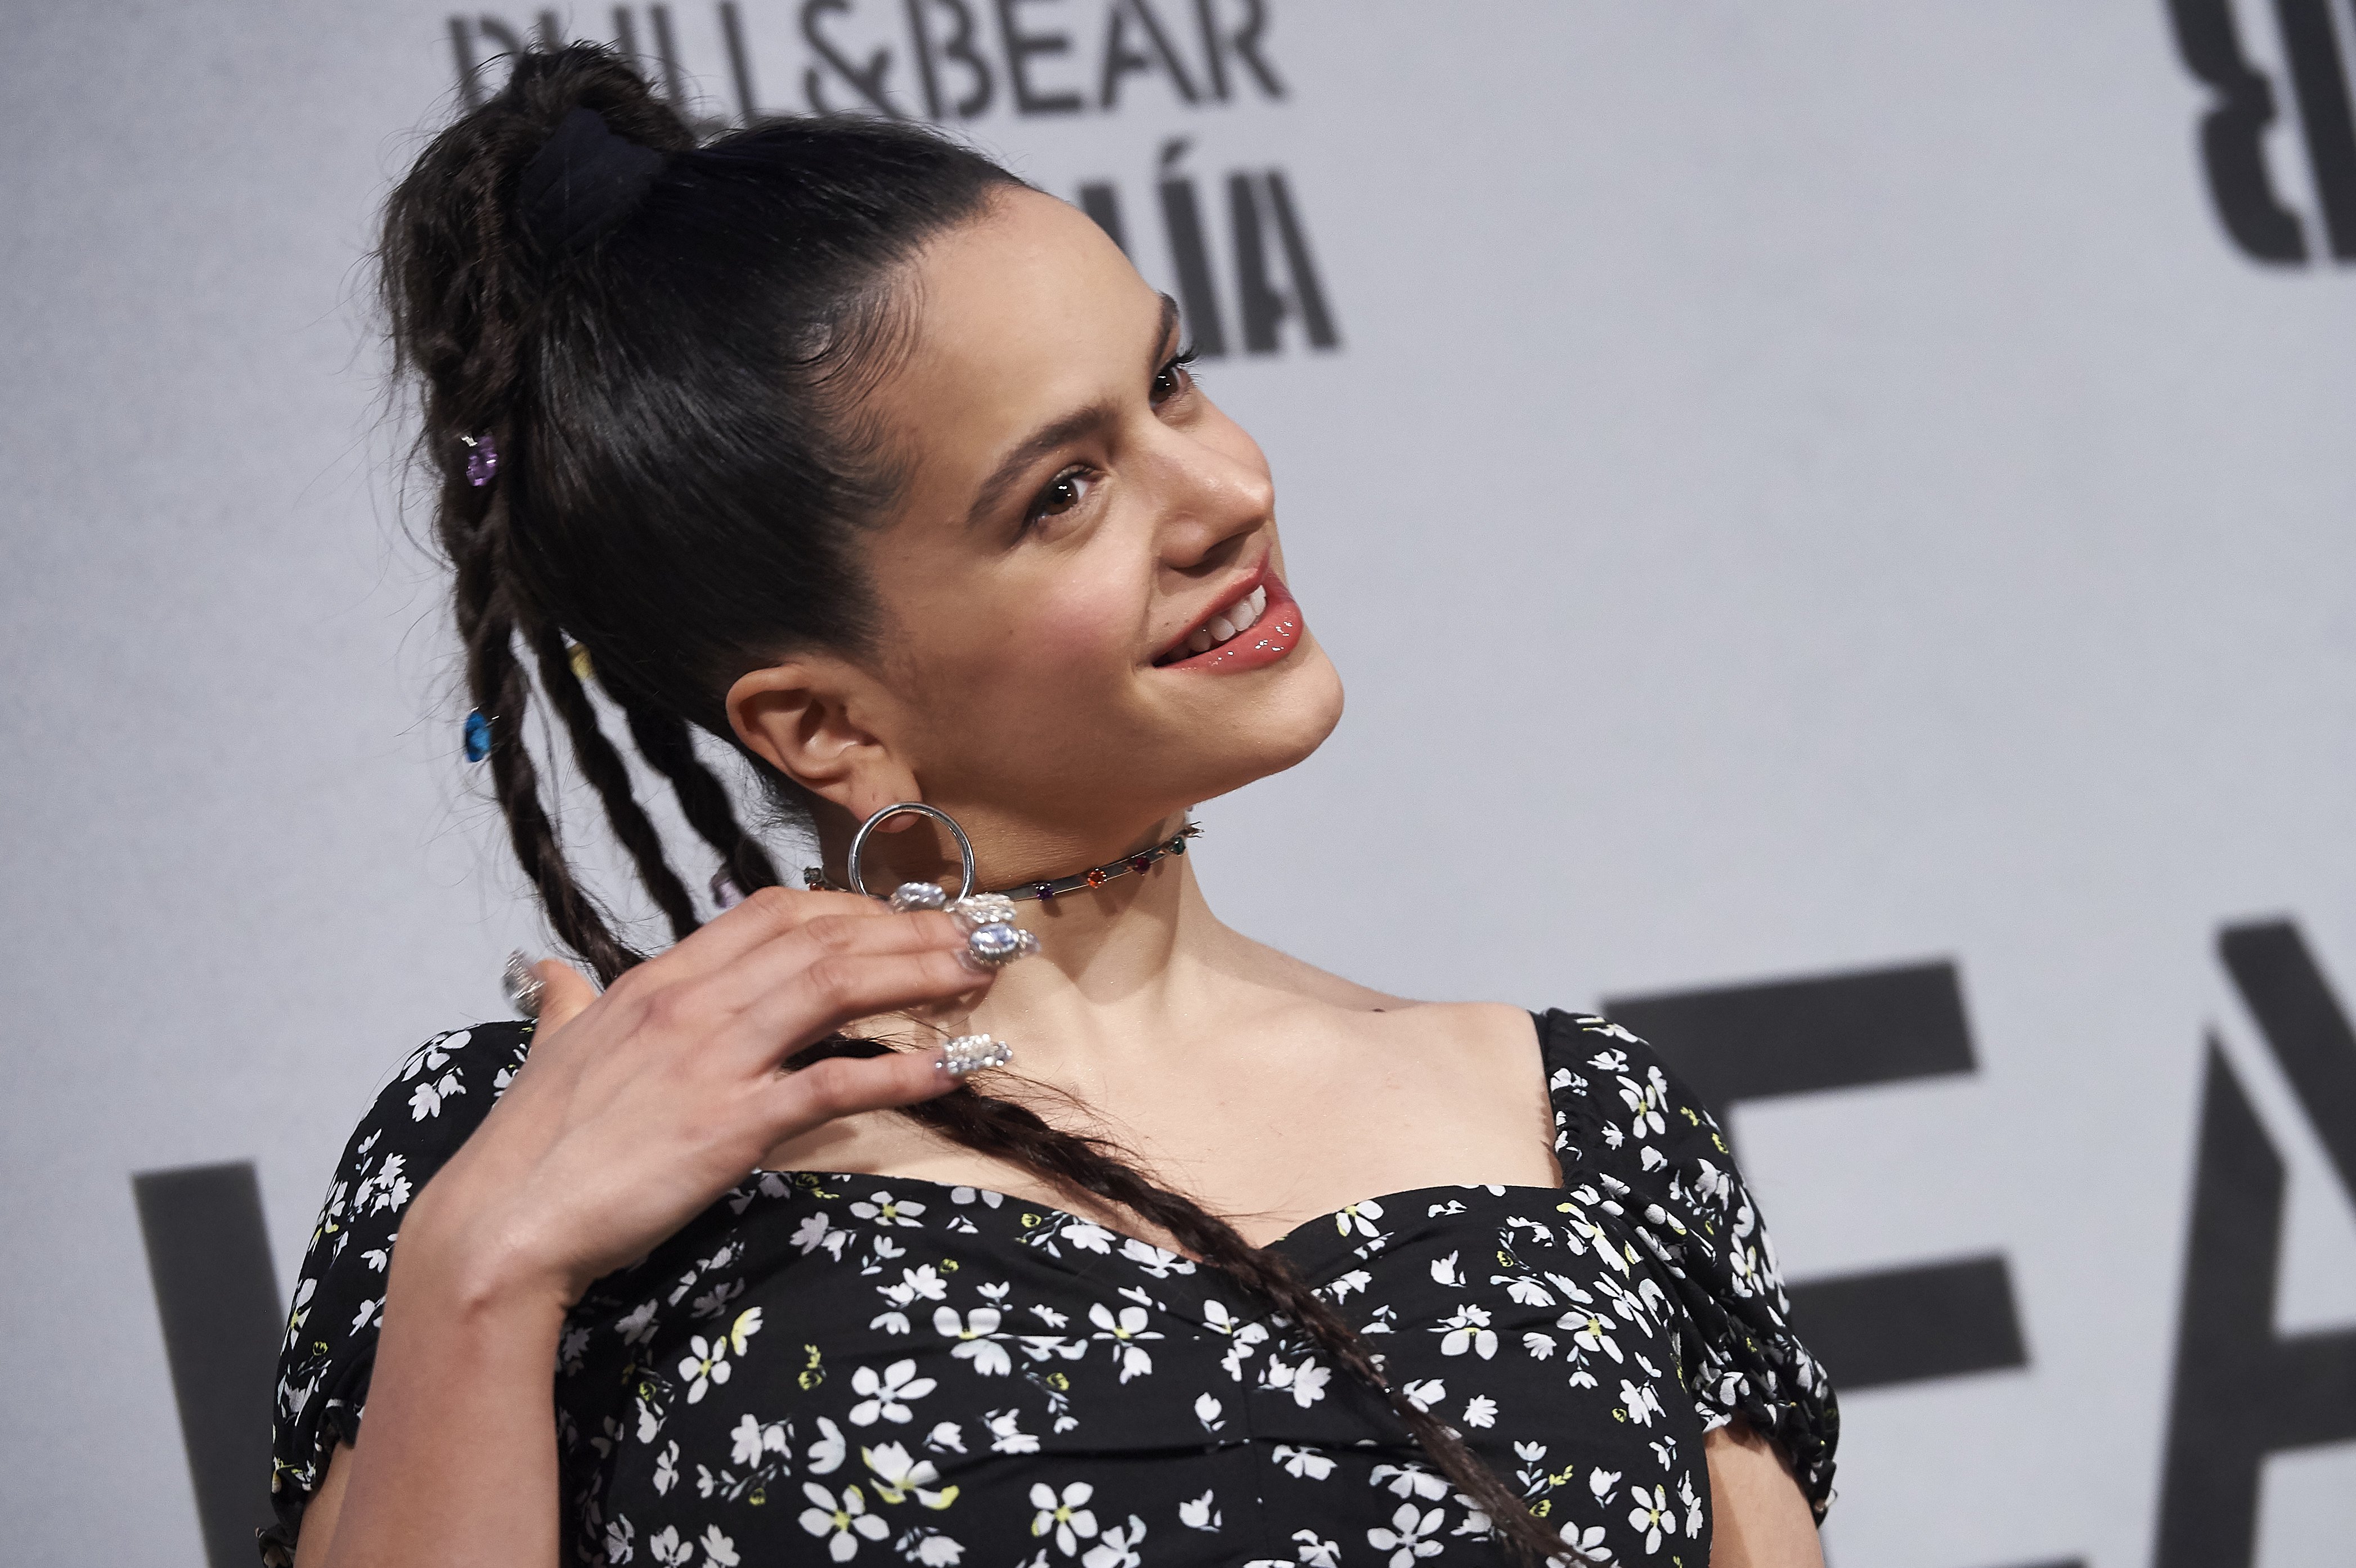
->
[616, 1299, 659, 1345]
[951, 1185, 1003, 1207]
[1371, 1463, 1450, 1502]
[1618, 1378, 1666, 1427]
[652, 1440, 680, 1495]
[1627, 1484, 1673, 1553]
[1677, 1470, 1704, 1536]
[863, 1441, 957, 1508]
[1087, 1302, 1162, 1382]
[648, 1525, 690, 1566]
[1178, 1490, 1221, 1531]
[1521, 1331, 1556, 1360]
[1399, 1377, 1446, 1412]
[700, 1525, 742, 1566]
[1061, 1221, 1116, 1253]
[800, 1483, 889, 1561]
[1558, 1522, 1612, 1563]
[1435, 1304, 1497, 1359]
[1335, 1199, 1386, 1238]
[605, 1515, 635, 1563]
[1428, 1251, 1464, 1288]
[677, 1309, 762, 1404]
[792, 1211, 851, 1259]
[926, 1421, 966, 1453]
[692, 1279, 744, 1320]
[850, 1359, 937, 1425]
[1081, 1517, 1147, 1568]
[850, 1191, 927, 1228]
[1366, 1502, 1445, 1567]
[935, 1305, 1011, 1376]
[1027, 1481, 1100, 1555]
[985, 1408, 1039, 1454]
[1193, 1393, 1225, 1431]
[809, 1415, 848, 1475]
[1260, 1358, 1332, 1408]
[731, 1414, 787, 1468]
[407, 1071, 464, 1121]
[899, 1529, 967, 1565]
[1292, 1531, 1342, 1567]
[1119, 1238, 1194, 1277]
[882, 1266, 950, 1308]
[1462, 1394, 1498, 1428]
[1275, 1444, 1336, 1480]
[1587, 1468, 1621, 1503]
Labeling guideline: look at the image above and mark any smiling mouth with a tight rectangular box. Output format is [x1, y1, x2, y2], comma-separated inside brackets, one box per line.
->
[1152, 574, 1304, 672]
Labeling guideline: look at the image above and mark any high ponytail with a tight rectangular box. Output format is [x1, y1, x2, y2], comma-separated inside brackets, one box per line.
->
[382, 44, 1565, 1565]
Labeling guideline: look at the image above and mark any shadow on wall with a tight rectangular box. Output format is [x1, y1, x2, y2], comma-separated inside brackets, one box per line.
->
[138, 924, 2356, 1568]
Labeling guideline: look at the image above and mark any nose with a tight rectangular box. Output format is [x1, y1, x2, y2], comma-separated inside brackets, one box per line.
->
[1151, 425, 1275, 573]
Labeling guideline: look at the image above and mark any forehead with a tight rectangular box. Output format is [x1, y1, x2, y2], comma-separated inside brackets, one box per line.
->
[877, 188, 1162, 470]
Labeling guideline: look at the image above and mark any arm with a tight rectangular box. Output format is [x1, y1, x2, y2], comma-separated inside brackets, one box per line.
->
[289, 889, 999, 1568]
[1706, 1422, 1824, 1568]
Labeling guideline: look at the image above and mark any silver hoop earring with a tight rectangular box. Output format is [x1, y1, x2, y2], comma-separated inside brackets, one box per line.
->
[846, 801, 976, 901]
[845, 801, 1039, 972]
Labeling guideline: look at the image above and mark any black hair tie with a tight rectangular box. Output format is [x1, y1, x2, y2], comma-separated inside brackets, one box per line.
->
[516, 107, 667, 254]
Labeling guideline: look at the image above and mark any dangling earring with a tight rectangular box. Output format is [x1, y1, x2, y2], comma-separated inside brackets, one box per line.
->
[842, 801, 1042, 973]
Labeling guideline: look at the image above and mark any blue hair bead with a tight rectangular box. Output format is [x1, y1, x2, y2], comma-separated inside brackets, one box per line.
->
[463, 709, 492, 762]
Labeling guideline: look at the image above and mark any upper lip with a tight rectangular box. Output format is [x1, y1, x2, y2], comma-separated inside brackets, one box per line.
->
[1154, 558, 1272, 664]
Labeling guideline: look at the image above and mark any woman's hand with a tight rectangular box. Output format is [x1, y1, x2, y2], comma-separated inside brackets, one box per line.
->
[401, 887, 993, 1313]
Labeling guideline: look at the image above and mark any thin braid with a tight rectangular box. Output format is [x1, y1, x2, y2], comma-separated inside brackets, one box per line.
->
[770, 1045, 1563, 1566]
[451, 513, 642, 983]
[523, 624, 703, 942]
[620, 700, 783, 895]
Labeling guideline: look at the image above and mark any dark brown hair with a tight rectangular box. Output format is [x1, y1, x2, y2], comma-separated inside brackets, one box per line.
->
[382, 43, 1559, 1565]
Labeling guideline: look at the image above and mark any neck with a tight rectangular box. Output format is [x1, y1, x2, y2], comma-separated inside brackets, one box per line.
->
[811, 805, 1237, 1061]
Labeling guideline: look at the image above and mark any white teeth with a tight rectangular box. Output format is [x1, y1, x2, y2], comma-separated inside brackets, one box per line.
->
[1249, 586, 1267, 617]
[1229, 596, 1259, 633]
[1206, 615, 1237, 643]
[1187, 627, 1214, 654]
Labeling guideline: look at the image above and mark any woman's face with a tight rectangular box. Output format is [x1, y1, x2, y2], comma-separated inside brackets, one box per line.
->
[823, 187, 1344, 850]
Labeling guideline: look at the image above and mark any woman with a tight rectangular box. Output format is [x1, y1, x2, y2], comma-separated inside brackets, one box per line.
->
[269, 44, 1835, 1568]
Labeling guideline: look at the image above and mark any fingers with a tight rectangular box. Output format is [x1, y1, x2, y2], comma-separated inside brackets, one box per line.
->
[730, 946, 990, 1069]
[654, 885, 890, 980]
[762, 1040, 969, 1131]
[535, 961, 599, 1033]
[688, 908, 975, 1018]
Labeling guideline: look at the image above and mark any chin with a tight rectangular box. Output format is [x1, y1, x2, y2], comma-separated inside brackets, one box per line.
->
[1174, 637, 1346, 801]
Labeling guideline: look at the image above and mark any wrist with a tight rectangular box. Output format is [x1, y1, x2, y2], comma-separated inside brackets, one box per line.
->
[392, 1183, 580, 1329]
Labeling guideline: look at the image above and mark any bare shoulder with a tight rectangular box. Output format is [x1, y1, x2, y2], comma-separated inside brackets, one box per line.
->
[1214, 927, 1541, 1071]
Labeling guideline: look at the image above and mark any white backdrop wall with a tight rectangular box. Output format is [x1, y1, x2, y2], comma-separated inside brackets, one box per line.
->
[3, 3, 2353, 1565]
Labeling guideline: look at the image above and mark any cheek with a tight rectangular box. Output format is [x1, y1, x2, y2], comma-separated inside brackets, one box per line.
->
[933, 564, 1140, 713]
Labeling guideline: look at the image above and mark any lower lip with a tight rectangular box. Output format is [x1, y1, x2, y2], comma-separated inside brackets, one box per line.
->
[1154, 576, 1304, 673]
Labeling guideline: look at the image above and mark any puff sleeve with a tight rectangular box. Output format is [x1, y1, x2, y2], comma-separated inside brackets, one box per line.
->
[1536, 1007, 1839, 1518]
[259, 1021, 534, 1564]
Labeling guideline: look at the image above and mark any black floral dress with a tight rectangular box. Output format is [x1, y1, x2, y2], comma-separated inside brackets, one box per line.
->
[266, 1010, 1836, 1568]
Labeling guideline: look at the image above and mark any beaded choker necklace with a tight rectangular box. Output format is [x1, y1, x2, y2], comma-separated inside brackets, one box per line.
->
[804, 821, 1202, 904]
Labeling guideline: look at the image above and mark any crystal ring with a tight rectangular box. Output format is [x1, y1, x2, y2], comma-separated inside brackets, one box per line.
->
[501, 950, 545, 1020]
[937, 1034, 1013, 1077]
[846, 801, 976, 902]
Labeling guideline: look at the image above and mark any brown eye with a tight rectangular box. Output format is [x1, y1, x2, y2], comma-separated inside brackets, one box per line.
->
[1024, 467, 1092, 531]
[1151, 349, 1196, 407]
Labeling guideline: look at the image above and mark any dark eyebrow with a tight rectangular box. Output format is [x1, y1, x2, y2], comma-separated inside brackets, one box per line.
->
[963, 294, 1185, 530]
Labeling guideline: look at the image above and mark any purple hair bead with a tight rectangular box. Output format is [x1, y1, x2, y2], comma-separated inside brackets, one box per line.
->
[463, 433, 499, 486]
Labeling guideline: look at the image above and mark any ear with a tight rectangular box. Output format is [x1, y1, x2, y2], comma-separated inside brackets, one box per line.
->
[725, 657, 920, 824]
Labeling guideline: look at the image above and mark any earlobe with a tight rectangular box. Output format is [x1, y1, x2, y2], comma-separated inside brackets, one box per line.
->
[724, 660, 918, 820]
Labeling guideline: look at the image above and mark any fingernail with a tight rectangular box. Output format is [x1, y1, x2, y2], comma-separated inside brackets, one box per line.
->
[935, 1034, 1013, 1077]
[501, 950, 546, 1019]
